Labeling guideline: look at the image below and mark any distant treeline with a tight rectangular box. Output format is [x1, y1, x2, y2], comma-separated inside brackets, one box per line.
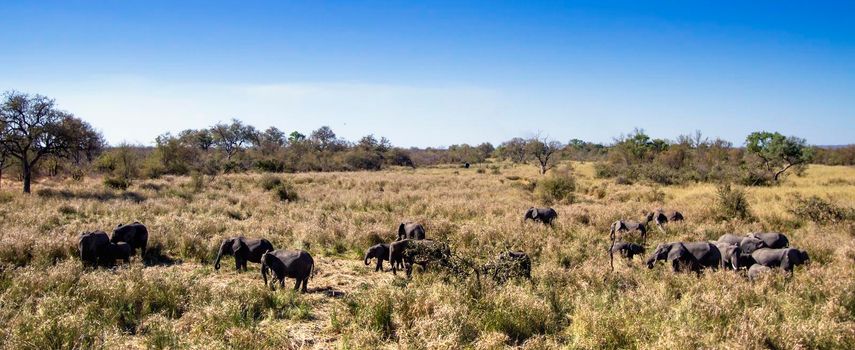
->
[1, 91, 852, 193]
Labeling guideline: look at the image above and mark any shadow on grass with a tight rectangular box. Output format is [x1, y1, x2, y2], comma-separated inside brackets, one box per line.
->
[142, 243, 180, 267]
[36, 188, 146, 203]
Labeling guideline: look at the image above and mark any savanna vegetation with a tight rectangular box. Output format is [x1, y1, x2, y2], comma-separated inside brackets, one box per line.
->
[0, 161, 853, 349]
[1, 91, 854, 349]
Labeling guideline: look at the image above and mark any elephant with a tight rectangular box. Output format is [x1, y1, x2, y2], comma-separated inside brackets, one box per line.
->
[609, 242, 645, 260]
[609, 220, 647, 243]
[108, 242, 133, 266]
[111, 222, 149, 258]
[389, 239, 452, 277]
[481, 251, 532, 283]
[260, 249, 314, 292]
[713, 242, 752, 270]
[364, 243, 401, 272]
[739, 232, 790, 255]
[747, 264, 773, 282]
[397, 222, 426, 241]
[79, 231, 111, 267]
[716, 234, 745, 246]
[645, 209, 684, 233]
[214, 237, 274, 271]
[646, 241, 722, 273]
[524, 207, 558, 225]
[750, 248, 809, 272]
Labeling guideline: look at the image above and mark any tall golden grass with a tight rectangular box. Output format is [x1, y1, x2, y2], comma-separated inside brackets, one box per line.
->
[0, 162, 852, 349]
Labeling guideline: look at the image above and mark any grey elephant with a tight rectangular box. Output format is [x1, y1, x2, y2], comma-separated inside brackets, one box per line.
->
[364, 243, 401, 272]
[609, 220, 648, 243]
[108, 242, 133, 266]
[111, 222, 149, 258]
[397, 222, 426, 241]
[609, 242, 645, 260]
[481, 251, 532, 283]
[646, 241, 722, 273]
[260, 249, 315, 292]
[79, 231, 110, 267]
[524, 207, 558, 225]
[645, 209, 684, 233]
[713, 242, 750, 270]
[389, 239, 452, 277]
[750, 248, 809, 272]
[214, 237, 274, 271]
[739, 232, 790, 255]
[747, 264, 773, 281]
[716, 234, 745, 246]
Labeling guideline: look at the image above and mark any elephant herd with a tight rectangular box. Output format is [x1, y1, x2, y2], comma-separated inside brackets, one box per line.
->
[78, 205, 810, 294]
[78, 223, 315, 292]
[78, 222, 148, 267]
[606, 209, 811, 279]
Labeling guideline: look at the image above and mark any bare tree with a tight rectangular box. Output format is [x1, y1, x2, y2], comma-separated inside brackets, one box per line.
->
[0, 91, 103, 193]
[526, 134, 562, 175]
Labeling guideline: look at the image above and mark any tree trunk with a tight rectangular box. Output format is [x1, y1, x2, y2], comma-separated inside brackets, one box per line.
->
[22, 162, 31, 194]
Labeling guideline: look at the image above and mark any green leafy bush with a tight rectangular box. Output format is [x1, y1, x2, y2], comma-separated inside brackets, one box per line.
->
[789, 195, 851, 223]
[534, 168, 576, 204]
[716, 183, 752, 220]
[103, 176, 131, 190]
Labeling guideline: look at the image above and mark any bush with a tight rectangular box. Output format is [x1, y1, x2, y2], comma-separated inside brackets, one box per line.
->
[259, 174, 283, 191]
[103, 176, 131, 190]
[273, 182, 299, 202]
[716, 183, 752, 220]
[534, 169, 576, 204]
[789, 195, 851, 224]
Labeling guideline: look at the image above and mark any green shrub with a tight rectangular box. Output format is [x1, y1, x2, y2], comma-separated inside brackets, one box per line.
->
[534, 169, 576, 204]
[187, 172, 205, 193]
[103, 176, 131, 190]
[716, 183, 752, 220]
[259, 174, 283, 191]
[273, 182, 299, 202]
[789, 195, 851, 224]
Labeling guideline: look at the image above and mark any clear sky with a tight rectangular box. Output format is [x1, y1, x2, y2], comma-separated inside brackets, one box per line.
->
[1, 1, 853, 147]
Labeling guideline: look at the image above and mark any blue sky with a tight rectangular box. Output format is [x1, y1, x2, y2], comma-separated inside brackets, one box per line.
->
[1, 1, 853, 147]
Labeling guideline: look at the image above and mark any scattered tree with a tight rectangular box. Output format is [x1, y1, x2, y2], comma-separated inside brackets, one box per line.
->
[0, 91, 104, 193]
[745, 131, 813, 184]
[526, 135, 562, 175]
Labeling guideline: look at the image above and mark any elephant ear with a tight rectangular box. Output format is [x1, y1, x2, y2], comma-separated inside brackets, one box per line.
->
[232, 239, 245, 254]
[530, 209, 538, 219]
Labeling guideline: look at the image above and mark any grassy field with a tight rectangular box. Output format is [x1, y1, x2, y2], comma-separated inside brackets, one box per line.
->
[0, 163, 853, 349]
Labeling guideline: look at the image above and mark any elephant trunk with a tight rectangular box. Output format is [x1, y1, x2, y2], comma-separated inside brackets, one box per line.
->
[261, 252, 270, 286]
[214, 241, 227, 270]
[364, 250, 372, 266]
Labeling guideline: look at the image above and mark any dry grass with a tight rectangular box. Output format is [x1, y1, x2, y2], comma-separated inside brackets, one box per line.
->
[0, 163, 853, 349]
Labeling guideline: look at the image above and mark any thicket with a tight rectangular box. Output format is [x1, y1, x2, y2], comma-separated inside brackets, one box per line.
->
[593, 129, 817, 186]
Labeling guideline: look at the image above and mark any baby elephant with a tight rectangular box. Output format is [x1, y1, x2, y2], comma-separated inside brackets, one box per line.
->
[108, 242, 133, 266]
[748, 264, 773, 282]
[261, 249, 315, 292]
[524, 207, 558, 225]
[609, 242, 645, 260]
[397, 222, 426, 240]
[364, 243, 401, 272]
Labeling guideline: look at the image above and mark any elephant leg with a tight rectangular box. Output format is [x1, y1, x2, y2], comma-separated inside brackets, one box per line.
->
[301, 278, 308, 293]
[293, 278, 301, 291]
[375, 260, 382, 272]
